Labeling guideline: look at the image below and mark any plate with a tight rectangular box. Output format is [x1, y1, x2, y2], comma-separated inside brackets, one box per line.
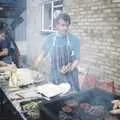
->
[58, 83, 71, 94]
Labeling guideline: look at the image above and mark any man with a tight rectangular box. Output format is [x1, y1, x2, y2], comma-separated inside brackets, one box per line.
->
[0, 29, 13, 64]
[0, 21, 20, 67]
[41, 13, 80, 91]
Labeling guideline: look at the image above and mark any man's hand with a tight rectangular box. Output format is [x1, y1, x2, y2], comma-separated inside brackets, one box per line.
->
[60, 63, 72, 74]
[60, 60, 79, 74]
[110, 100, 120, 114]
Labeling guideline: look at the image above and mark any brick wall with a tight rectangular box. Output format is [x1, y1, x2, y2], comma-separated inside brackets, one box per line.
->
[64, 0, 120, 82]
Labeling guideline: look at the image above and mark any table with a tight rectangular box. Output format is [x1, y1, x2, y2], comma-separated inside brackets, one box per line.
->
[0, 88, 27, 120]
[0, 84, 77, 120]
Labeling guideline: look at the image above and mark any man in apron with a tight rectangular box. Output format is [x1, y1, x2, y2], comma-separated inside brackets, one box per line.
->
[43, 13, 80, 91]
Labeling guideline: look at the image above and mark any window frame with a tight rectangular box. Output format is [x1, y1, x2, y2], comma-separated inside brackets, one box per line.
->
[41, 0, 63, 32]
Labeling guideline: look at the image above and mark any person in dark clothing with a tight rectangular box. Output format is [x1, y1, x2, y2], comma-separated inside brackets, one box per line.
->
[6, 27, 20, 67]
[0, 21, 20, 66]
[0, 29, 13, 64]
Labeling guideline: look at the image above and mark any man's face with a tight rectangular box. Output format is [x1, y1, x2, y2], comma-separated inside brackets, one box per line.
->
[0, 32, 5, 41]
[56, 19, 70, 36]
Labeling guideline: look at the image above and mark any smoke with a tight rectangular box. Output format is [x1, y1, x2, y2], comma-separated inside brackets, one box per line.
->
[25, 2, 43, 66]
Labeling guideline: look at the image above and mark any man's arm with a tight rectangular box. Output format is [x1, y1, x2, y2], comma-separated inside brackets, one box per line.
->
[0, 48, 9, 57]
[0, 39, 10, 58]
[70, 40, 80, 70]
[34, 34, 53, 68]
[71, 60, 79, 71]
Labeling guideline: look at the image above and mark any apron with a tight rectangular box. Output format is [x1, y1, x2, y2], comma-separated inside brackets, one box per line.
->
[51, 34, 79, 91]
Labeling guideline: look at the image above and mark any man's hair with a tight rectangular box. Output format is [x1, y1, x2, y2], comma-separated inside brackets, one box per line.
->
[55, 13, 71, 25]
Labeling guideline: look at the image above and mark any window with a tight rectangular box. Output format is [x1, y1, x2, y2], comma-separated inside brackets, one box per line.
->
[41, 0, 63, 32]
